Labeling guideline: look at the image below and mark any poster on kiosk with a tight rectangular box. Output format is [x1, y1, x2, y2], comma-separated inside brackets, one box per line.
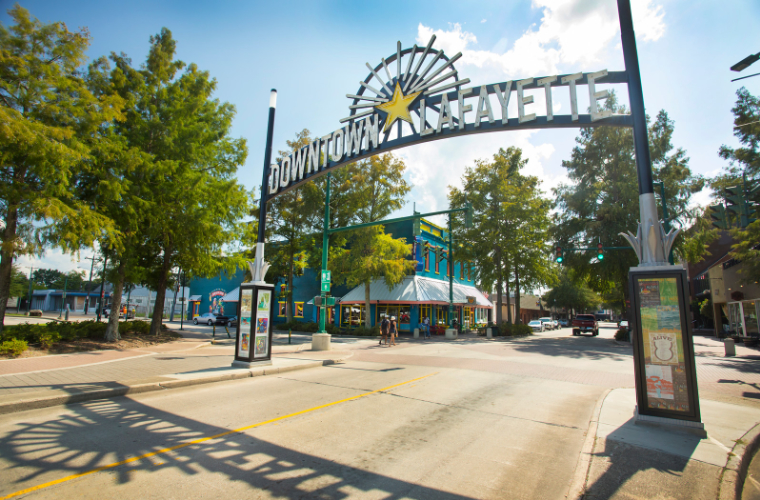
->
[234, 282, 274, 366]
[629, 268, 701, 423]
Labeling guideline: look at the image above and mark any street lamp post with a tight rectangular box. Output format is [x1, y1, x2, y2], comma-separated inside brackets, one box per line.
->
[26, 267, 33, 315]
[96, 255, 108, 322]
[83, 256, 100, 315]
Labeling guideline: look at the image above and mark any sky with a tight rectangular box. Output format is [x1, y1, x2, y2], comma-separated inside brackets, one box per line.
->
[3, 0, 759, 276]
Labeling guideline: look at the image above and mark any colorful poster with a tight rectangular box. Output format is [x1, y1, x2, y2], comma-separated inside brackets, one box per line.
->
[254, 335, 268, 356]
[254, 288, 271, 359]
[237, 288, 253, 358]
[638, 277, 689, 412]
[257, 317, 268, 333]
[646, 364, 674, 400]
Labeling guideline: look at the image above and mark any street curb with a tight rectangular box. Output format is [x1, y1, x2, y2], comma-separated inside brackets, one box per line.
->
[718, 419, 760, 500]
[567, 388, 612, 500]
[0, 357, 347, 416]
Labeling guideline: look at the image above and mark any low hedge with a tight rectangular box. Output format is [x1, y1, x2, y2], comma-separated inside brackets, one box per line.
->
[0, 339, 28, 357]
[495, 323, 533, 336]
[1, 320, 165, 346]
[614, 328, 630, 342]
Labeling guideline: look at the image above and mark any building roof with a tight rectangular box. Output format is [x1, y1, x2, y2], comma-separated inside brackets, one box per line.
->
[221, 288, 239, 302]
[339, 276, 492, 307]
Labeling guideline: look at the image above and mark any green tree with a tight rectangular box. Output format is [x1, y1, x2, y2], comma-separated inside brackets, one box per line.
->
[0, 6, 123, 332]
[450, 147, 555, 324]
[330, 153, 415, 327]
[9, 264, 28, 298]
[713, 88, 760, 283]
[32, 268, 65, 289]
[94, 28, 249, 338]
[543, 270, 601, 316]
[554, 94, 702, 313]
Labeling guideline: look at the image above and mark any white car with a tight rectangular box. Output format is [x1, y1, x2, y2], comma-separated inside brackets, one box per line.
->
[619, 320, 629, 330]
[538, 317, 557, 330]
[528, 320, 545, 332]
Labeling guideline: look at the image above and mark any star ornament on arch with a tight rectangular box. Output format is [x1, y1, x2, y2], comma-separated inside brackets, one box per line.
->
[375, 83, 422, 132]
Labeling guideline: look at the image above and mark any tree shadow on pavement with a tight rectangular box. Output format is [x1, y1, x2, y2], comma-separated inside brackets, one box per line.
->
[583, 420, 716, 500]
[506, 337, 632, 362]
[702, 358, 760, 375]
[0, 396, 475, 499]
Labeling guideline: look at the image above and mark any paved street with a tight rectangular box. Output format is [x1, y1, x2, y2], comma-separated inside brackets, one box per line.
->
[0, 325, 759, 499]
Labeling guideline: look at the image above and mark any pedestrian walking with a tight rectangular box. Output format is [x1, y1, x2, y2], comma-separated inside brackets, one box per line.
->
[380, 316, 390, 346]
[390, 316, 397, 346]
[423, 316, 430, 338]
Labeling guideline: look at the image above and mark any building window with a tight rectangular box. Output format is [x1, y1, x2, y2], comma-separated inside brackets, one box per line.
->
[278, 302, 287, 317]
[420, 304, 432, 324]
[425, 248, 430, 272]
[295, 302, 304, 318]
[436, 305, 448, 325]
[377, 304, 399, 323]
[341, 304, 365, 328]
[435, 248, 440, 274]
[399, 305, 411, 325]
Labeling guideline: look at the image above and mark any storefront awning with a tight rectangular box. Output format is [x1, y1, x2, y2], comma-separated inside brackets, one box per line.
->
[221, 288, 239, 302]
[188, 295, 202, 302]
[338, 276, 492, 307]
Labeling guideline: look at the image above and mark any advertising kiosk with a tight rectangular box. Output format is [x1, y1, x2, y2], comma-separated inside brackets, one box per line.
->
[232, 282, 275, 367]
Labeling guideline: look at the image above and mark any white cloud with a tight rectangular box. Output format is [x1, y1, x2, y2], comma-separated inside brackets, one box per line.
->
[481, 19, 487, 23]
[403, 0, 667, 215]
[417, 0, 665, 82]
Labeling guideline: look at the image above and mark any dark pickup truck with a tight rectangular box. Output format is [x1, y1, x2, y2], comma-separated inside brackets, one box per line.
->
[572, 314, 599, 336]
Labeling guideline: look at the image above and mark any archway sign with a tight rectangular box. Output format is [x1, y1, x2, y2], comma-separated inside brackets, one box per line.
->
[249, 0, 702, 431]
[266, 47, 630, 198]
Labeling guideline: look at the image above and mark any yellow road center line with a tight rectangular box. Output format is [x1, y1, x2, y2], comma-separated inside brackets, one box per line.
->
[1, 372, 437, 500]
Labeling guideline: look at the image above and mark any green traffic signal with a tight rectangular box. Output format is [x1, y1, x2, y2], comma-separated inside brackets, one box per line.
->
[555, 246, 563, 263]
[464, 203, 473, 228]
[597, 243, 604, 260]
[709, 203, 728, 229]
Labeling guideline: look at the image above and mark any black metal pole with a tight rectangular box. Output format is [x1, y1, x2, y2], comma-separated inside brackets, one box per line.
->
[180, 270, 185, 331]
[96, 255, 107, 322]
[617, 0, 654, 196]
[254, 89, 277, 280]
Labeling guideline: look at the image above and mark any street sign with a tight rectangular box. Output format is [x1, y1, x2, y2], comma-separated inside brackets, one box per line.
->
[321, 282, 331, 292]
[321, 270, 331, 282]
[314, 296, 336, 307]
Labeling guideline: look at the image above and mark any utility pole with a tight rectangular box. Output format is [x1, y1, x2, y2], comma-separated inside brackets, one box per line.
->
[318, 173, 331, 334]
[58, 275, 68, 319]
[83, 256, 100, 315]
[26, 267, 33, 315]
[448, 215, 454, 328]
[96, 255, 108, 322]
[180, 270, 185, 331]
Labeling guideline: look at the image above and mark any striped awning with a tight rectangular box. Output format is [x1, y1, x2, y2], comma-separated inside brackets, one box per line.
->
[339, 276, 492, 307]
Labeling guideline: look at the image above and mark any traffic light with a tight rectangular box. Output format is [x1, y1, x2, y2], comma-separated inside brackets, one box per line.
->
[555, 246, 563, 263]
[709, 203, 728, 229]
[747, 181, 760, 221]
[465, 203, 473, 228]
[413, 217, 420, 236]
[423, 241, 431, 259]
[597, 243, 604, 260]
[726, 185, 750, 228]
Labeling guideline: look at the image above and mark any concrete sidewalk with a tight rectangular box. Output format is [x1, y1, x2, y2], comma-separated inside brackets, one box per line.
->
[571, 388, 760, 500]
[0, 341, 352, 415]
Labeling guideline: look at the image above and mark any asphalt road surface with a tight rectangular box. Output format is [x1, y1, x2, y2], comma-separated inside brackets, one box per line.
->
[1, 324, 754, 499]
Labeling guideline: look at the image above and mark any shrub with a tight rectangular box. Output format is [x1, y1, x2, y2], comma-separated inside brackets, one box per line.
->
[614, 328, 630, 342]
[495, 322, 532, 337]
[0, 339, 28, 357]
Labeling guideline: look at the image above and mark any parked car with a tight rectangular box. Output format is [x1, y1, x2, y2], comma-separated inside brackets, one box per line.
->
[528, 320, 545, 332]
[193, 313, 230, 326]
[618, 320, 629, 330]
[538, 317, 557, 330]
[559, 319, 569, 327]
[227, 316, 238, 327]
[572, 314, 599, 336]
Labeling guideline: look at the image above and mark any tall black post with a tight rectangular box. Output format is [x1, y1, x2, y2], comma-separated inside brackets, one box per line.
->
[96, 255, 107, 322]
[617, 0, 654, 197]
[254, 89, 277, 282]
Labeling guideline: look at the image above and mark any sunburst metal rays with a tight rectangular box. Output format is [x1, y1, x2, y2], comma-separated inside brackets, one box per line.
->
[340, 35, 471, 125]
